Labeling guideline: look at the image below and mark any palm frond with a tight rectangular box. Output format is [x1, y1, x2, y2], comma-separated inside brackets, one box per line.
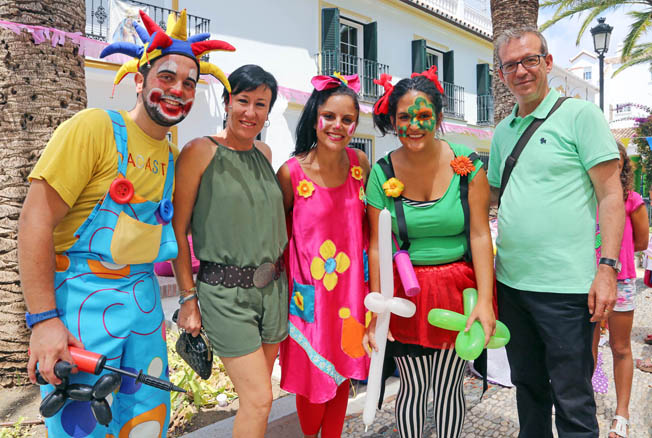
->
[539, 0, 628, 33]
[575, 5, 612, 45]
[622, 10, 652, 58]
[612, 43, 652, 76]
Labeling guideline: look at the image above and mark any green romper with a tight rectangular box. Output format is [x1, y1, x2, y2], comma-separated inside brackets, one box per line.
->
[191, 139, 288, 357]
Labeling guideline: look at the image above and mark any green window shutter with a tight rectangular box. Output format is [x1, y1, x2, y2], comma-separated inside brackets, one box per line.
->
[363, 22, 377, 62]
[443, 50, 454, 83]
[321, 8, 340, 75]
[476, 63, 490, 95]
[411, 39, 426, 73]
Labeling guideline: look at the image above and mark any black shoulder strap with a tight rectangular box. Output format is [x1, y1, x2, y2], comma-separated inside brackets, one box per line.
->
[498, 97, 570, 206]
[376, 154, 410, 250]
[460, 152, 479, 262]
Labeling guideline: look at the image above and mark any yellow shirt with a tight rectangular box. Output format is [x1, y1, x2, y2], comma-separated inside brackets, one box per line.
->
[29, 108, 179, 253]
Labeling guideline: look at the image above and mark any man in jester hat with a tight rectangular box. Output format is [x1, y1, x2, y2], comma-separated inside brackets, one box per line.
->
[18, 9, 233, 437]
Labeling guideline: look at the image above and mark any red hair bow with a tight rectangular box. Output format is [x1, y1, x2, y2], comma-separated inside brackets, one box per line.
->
[373, 73, 394, 115]
[411, 65, 445, 94]
[311, 72, 361, 93]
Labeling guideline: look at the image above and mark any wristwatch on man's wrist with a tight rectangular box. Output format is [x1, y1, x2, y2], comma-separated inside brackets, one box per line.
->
[25, 308, 62, 329]
[598, 257, 622, 273]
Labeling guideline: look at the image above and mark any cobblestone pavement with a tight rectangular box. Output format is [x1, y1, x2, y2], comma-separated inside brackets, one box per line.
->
[342, 279, 652, 438]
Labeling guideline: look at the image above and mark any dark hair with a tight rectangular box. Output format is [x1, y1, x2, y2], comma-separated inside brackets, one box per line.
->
[222, 64, 278, 111]
[372, 76, 444, 136]
[293, 85, 360, 156]
[617, 141, 633, 201]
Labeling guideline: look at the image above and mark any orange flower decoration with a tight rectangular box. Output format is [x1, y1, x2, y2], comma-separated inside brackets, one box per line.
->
[351, 166, 363, 181]
[382, 177, 404, 198]
[450, 156, 476, 176]
[297, 180, 315, 198]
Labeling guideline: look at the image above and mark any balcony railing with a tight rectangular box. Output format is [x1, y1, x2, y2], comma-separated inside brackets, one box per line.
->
[406, 0, 492, 35]
[477, 94, 494, 125]
[442, 81, 465, 119]
[317, 50, 390, 101]
[85, 0, 210, 42]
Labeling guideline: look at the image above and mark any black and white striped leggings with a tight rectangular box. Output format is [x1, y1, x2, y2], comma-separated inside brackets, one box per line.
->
[394, 348, 467, 438]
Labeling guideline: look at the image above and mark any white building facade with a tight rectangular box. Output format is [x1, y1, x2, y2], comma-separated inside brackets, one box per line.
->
[568, 49, 652, 131]
[84, 0, 495, 169]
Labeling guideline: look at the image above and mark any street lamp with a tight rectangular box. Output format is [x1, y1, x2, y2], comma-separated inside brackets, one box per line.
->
[590, 17, 613, 112]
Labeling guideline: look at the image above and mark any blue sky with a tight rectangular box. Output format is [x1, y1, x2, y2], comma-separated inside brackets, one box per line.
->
[538, 4, 645, 67]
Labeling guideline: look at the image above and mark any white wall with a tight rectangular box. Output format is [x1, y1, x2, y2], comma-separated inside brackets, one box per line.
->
[568, 49, 652, 128]
[86, 0, 495, 165]
[548, 64, 598, 103]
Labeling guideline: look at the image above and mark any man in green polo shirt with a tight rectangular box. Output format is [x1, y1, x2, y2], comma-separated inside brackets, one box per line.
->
[488, 27, 624, 438]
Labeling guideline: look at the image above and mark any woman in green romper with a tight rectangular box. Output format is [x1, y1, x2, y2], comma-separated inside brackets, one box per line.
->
[172, 65, 287, 438]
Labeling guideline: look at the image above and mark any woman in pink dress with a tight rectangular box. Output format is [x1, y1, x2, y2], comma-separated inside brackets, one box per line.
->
[592, 142, 648, 438]
[277, 73, 370, 438]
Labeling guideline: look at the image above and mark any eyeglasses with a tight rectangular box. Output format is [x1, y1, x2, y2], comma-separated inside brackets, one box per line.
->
[499, 54, 547, 74]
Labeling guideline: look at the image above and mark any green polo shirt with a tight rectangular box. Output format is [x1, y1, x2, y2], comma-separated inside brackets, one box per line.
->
[487, 88, 618, 293]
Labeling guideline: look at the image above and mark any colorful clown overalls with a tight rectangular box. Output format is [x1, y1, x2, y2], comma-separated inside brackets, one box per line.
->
[41, 111, 177, 438]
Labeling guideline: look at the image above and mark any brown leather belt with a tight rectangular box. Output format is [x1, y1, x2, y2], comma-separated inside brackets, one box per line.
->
[198, 258, 283, 289]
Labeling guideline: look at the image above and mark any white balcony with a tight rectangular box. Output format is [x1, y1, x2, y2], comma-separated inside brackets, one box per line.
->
[406, 0, 492, 36]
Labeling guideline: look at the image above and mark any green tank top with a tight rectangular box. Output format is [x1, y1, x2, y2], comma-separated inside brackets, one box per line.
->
[191, 139, 287, 266]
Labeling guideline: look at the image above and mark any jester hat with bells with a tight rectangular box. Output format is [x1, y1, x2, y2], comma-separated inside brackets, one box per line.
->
[99, 9, 235, 96]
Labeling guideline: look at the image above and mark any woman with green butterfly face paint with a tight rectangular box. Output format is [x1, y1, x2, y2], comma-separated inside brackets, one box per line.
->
[364, 71, 496, 438]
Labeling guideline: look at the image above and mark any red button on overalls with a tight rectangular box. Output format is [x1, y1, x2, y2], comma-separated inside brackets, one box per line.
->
[109, 178, 134, 204]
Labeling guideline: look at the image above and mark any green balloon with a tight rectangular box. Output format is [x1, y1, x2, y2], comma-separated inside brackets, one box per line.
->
[426, 288, 512, 358]
[427, 309, 466, 331]
[455, 321, 485, 360]
[486, 321, 510, 349]
[462, 288, 477, 317]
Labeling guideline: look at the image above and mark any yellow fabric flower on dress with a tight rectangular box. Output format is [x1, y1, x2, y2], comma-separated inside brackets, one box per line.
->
[382, 177, 404, 197]
[310, 239, 350, 291]
[359, 186, 366, 204]
[297, 179, 315, 198]
[351, 166, 363, 180]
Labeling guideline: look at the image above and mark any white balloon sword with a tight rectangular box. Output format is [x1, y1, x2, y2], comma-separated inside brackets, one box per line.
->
[363, 208, 416, 430]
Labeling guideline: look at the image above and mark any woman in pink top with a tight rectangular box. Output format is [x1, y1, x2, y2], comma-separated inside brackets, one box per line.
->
[277, 74, 370, 438]
[592, 142, 648, 438]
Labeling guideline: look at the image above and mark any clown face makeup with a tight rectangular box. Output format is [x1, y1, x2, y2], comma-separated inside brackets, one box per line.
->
[141, 55, 198, 127]
[314, 94, 358, 152]
[394, 91, 440, 151]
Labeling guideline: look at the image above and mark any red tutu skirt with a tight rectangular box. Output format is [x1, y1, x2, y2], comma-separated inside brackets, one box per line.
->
[389, 261, 495, 349]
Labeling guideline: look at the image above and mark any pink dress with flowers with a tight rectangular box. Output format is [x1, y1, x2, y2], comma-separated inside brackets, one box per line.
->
[279, 147, 370, 403]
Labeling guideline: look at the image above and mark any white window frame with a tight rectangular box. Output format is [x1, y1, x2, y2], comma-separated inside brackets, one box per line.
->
[426, 47, 444, 74]
[339, 17, 363, 60]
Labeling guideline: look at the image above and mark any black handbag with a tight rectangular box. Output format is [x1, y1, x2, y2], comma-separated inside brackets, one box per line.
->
[172, 309, 213, 380]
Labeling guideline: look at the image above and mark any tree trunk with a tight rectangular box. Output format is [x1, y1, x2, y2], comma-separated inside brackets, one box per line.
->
[0, 1, 86, 387]
[490, 0, 539, 124]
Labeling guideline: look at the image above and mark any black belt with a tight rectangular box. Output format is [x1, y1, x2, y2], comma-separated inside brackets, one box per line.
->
[198, 258, 283, 289]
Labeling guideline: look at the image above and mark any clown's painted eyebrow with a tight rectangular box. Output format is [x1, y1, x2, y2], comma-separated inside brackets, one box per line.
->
[157, 59, 178, 75]
[187, 68, 198, 83]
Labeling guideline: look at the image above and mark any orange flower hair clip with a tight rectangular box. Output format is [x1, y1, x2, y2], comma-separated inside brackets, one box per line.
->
[382, 177, 404, 198]
[450, 156, 476, 176]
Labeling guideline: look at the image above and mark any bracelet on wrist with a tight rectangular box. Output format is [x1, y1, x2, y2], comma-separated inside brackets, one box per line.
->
[178, 293, 198, 304]
[179, 286, 197, 297]
[25, 308, 62, 329]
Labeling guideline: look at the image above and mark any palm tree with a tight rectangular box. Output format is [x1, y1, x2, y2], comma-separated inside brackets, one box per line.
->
[0, 0, 87, 387]
[490, 0, 540, 123]
[540, 0, 652, 75]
